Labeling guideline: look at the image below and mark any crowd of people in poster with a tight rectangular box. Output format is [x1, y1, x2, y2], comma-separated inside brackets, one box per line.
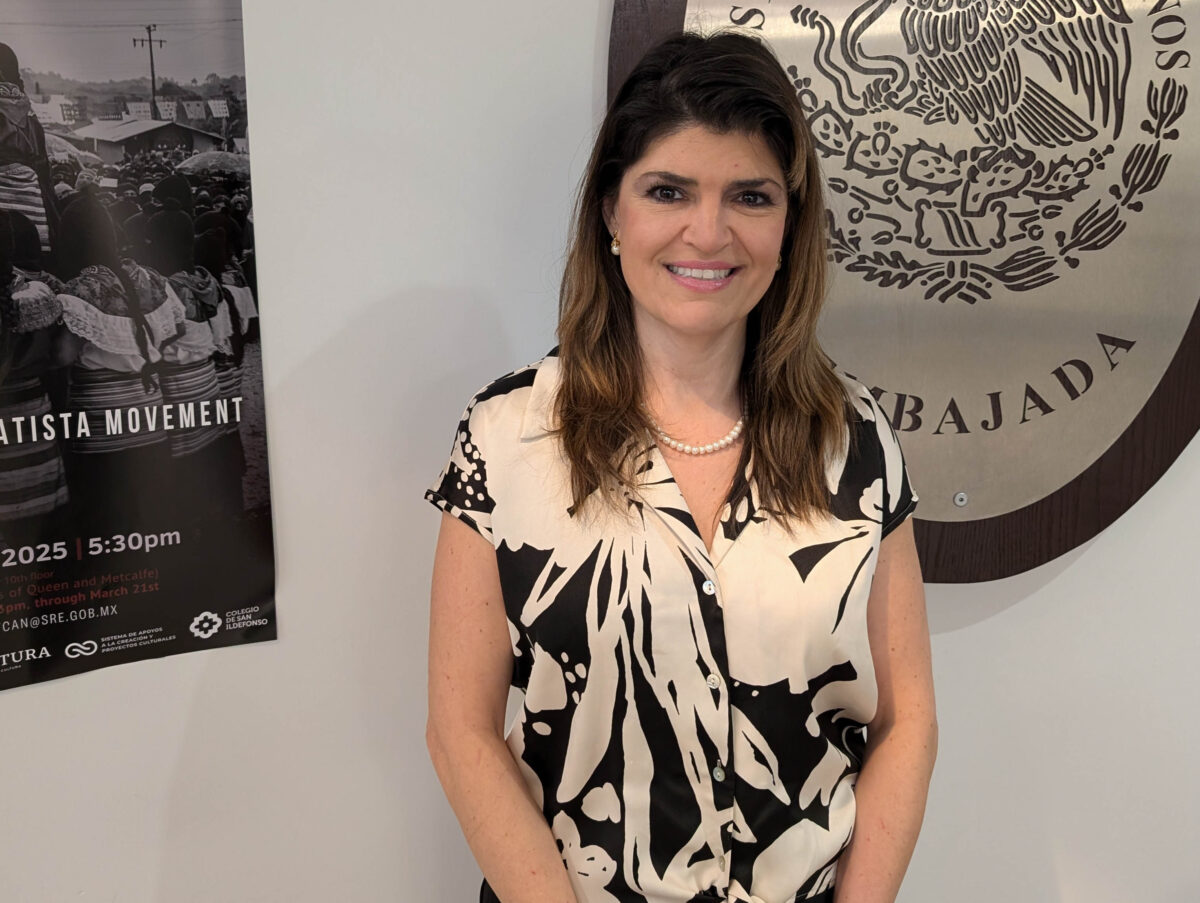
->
[0, 38, 261, 555]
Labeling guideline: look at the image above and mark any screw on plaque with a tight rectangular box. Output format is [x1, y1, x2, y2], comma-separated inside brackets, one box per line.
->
[953, 492, 968, 508]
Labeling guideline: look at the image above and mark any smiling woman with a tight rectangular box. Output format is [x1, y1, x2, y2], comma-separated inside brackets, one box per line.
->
[425, 30, 936, 903]
[605, 127, 787, 346]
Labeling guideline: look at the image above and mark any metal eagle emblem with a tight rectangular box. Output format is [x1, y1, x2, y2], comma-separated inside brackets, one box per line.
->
[779, 0, 1163, 304]
[612, 1, 1199, 579]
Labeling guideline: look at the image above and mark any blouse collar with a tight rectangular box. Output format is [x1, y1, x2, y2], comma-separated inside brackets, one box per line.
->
[517, 349, 762, 568]
[517, 350, 561, 441]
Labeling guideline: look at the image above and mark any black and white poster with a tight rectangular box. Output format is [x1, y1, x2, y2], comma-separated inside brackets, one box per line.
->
[0, 1, 274, 690]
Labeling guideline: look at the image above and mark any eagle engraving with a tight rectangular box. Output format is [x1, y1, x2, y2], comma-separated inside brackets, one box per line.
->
[792, 0, 1132, 160]
[775, 0, 1175, 303]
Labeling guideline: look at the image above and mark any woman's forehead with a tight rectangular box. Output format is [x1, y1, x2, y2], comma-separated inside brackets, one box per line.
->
[625, 125, 784, 182]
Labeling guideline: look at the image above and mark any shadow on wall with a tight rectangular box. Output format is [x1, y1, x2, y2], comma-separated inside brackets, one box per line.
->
[903, 730, 1061, 903]
[149, 287, 518, 902]
[925, 538, 1094, 635]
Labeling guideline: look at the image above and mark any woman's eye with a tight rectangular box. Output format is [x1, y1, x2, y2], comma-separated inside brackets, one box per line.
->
[738, 191, 773, 207]
[649, 185, 683, 202]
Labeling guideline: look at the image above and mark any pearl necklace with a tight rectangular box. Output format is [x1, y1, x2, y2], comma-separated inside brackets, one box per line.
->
[648, 406, 747, 455]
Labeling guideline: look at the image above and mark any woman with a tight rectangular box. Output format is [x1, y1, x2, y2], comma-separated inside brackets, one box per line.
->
[8, 209, 71, 413]
[0, 210, 68, 547]
[0, 43, 57, 258]
[217, 201, 260, 341]
[147, 203, 229, 524]
[425, 32, 936, 903]
[56, 195, 183, 535]
[194, 213, 247, 515]
[196, 207, 258, 341]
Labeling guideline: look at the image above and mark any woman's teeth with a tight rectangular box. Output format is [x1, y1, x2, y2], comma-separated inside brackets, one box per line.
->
[667, 265, 734, 280]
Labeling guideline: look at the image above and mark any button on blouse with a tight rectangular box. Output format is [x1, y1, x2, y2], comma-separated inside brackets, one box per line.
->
[426, 350, 917, 903]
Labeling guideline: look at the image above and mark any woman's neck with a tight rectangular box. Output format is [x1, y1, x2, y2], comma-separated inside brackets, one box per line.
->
[638, 325, 746, 437]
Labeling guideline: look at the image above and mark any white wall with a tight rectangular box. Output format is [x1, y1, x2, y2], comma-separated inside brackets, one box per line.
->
[1, 2, 1196, 901]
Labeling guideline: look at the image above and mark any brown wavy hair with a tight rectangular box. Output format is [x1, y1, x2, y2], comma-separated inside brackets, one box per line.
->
[554, 30, 850, 526]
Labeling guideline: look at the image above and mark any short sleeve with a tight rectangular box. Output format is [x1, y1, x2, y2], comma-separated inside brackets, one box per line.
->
[424, 391, 496, 545]
[869, 397, 918, 538]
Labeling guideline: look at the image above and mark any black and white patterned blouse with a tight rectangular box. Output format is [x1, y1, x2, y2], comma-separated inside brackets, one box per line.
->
[426, 349, 917, 903]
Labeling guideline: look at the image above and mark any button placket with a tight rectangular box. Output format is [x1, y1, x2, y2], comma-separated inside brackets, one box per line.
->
[671, 550, 732, 880]
[696, 566, 734, 870]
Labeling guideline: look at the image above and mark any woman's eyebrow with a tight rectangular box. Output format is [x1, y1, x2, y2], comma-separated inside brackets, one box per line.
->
[636, 170, 697, 187]
[634, 171, 784, 192]
[729, 177, 784, 191]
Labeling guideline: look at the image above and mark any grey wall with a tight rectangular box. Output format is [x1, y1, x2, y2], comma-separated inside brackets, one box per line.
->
[1, 2, 1195, 901]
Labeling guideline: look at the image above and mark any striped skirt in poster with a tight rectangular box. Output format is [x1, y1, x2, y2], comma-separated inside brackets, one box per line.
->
[0, 377, 69, 521]
[158, 359, 224, 457]
[214, 361, 243, 435]
[0, 163, 49, 253]
[67, 367, 167, 454]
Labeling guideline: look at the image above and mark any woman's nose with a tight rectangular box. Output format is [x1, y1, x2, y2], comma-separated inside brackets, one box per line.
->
[682, 199, 731, 253]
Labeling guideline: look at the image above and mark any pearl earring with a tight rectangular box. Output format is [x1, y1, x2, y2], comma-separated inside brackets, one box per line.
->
[610, 234, 621, 256]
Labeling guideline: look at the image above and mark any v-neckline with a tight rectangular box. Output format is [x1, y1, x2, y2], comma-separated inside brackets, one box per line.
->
[628, 442, 749, 569]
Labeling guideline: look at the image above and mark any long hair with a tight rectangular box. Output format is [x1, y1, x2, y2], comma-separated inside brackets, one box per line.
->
[148, 202, 195, 277]
[554, 31, 849, 526]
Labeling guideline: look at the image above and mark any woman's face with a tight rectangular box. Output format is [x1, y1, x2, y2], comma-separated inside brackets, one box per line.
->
[605, 125, 788, 347]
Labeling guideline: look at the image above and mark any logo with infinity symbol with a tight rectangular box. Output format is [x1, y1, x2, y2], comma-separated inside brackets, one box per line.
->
[65, 640, 98, 658]
[189, 611, 223, 639]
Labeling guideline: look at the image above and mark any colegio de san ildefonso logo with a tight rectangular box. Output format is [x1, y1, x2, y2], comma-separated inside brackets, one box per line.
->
[674, 0, 1199, 577]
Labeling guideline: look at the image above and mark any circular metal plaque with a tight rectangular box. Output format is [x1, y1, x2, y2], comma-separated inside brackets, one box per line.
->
[610, 0, 1200, 581]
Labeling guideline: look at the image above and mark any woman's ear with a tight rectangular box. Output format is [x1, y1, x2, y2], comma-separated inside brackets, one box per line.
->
[602, 196, 617, 238]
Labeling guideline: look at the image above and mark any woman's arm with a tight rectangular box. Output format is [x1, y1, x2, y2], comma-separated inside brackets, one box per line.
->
[834, 518, 937, 903]
[426, 513, 579, 903]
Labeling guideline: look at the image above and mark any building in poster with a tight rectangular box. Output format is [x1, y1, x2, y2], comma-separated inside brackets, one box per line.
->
[71, 119, 225, 165]
[0, 1, 274, 691]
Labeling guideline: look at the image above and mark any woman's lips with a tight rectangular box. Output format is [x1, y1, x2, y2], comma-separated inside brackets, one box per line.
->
[664, 263, 739, 292]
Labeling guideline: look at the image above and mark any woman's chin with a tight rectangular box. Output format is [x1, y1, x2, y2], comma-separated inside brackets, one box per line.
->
[639, 315, 748, 345]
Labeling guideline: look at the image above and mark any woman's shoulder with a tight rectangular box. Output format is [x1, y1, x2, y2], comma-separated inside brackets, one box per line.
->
[457, 348, 560, 438]
[830, 369, 912, 471]
[15, 268, 66, 295]
[470, 353, 550, 405]
[828, 368, 918, 523]
[832, 370, 879, 425]
[10, 276, 63, 333]
[64, 266, 123, 312]
[427, 351, 560, 541]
